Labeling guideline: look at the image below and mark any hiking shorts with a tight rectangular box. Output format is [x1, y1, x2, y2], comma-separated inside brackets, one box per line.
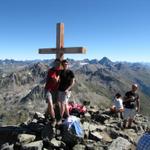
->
[45, 90, 57, 104]
[58, 91, 71, 104]
[123, 108, 136, 119]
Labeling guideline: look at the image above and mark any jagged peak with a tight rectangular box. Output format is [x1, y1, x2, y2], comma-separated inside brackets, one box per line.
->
[99, 57, 113, 66]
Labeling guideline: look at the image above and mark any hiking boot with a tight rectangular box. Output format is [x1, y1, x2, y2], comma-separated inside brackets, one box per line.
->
[121, 124, 126, 130]
[127, 125, 132, 129]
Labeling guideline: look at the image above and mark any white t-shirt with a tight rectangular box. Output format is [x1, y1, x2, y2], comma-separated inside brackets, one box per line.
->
[113, 98, 123, 110]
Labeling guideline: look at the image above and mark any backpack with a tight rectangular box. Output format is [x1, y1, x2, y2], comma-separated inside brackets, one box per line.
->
[61, 116, 84, 146]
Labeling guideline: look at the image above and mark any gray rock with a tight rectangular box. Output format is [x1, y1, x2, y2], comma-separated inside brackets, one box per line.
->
[84, 112, 91, 121]
[73, 144, 86, 150]
[0, 126, 29, 143]
[17, 134, 36, 144]
[124, 129, 138, 144]
[97, 124, 106, 131]
[50, 138, 65, 148]
[84, 139, 95, 150]
[89, 123, 99, 132]
[61, 127, 80, 146]
[31, 119, 38, 123]
[86, 144, 94, 150]
[93, 141, 107, 150]
[0, 143, 14, 150]
[109, 137, 131, 150]
[94, 114, 110, 124]
[82, 122, 90, 130]
[27, 122, 45, 133]
[41, 123, 54, 140]
[34, 112, 45, 119]
[21, 140, 43, 150]
[89, 131, 103, 141]
[107, 128, 120, 139]
[88, 107, 99, 115]
[100, 131, 112, 143]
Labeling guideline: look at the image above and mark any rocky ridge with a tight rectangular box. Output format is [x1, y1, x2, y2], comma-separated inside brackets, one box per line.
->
[0, 105, 149, 150]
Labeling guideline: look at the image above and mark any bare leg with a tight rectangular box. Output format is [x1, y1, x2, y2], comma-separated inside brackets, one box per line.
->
[65, 102, 70, 117]
[58, 101, 65, 118]
[128, 118, 133, 128]
[123, 119, 128, 128]
[120, 112, 123, 119]
[58, 101, 62, 117]
[60, 102, 65, 118]
[57, 101, 65, 125]
[47, 99, 55, 119]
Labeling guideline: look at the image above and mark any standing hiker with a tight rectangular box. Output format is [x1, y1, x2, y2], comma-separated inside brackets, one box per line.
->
[45, 59, 61, 126]
[123, 84, 140, 128]
[57, 59, 75, 124]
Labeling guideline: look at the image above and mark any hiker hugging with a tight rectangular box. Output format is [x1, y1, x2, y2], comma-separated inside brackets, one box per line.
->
[110, 84, 140, 129]
[44, 59, 75, 127]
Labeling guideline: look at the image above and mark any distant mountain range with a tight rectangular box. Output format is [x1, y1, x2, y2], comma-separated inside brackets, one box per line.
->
[0, 57, 150, 66]
[0, 57, 150, 125]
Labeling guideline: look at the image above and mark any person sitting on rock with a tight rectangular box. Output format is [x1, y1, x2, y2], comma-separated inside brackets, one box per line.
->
[110, 93, 124, 119]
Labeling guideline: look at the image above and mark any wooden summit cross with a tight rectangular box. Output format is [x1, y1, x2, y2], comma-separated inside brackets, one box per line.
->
[39, 23, 86, 61]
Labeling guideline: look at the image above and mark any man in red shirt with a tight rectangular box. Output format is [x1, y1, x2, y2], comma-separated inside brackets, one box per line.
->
[45, 59, 61, 126]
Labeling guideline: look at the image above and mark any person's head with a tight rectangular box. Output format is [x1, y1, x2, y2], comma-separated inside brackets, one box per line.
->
[115, 93, 121, 99]
[62, 59, 69, 70]
[132, 84, 138, 92]
[53, 58, 61, 68]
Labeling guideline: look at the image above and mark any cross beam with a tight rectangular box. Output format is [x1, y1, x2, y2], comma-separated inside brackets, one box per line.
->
[39, 23, 86, 61]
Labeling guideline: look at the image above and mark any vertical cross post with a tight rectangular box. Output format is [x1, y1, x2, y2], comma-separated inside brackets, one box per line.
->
[39, 22, 86, 61]
[56, 23, 64, 61]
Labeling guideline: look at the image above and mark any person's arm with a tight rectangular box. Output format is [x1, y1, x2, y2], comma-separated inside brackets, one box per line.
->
[55, 70, 60, 82]
[65, 78, 75, 92]
[46, 69, 51, 82]
[136, 96, 140, 112]
[65, 70, 75, 92]
[46, 69, 60, 83]
[123, 95, 129, 103]
[123, 92, 133, 102]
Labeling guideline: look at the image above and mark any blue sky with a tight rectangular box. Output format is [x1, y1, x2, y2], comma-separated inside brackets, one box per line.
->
[0, 0, 150, 62]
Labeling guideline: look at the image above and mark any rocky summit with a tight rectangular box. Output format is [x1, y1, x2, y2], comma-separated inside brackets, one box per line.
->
[0, 106, 149, 150]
